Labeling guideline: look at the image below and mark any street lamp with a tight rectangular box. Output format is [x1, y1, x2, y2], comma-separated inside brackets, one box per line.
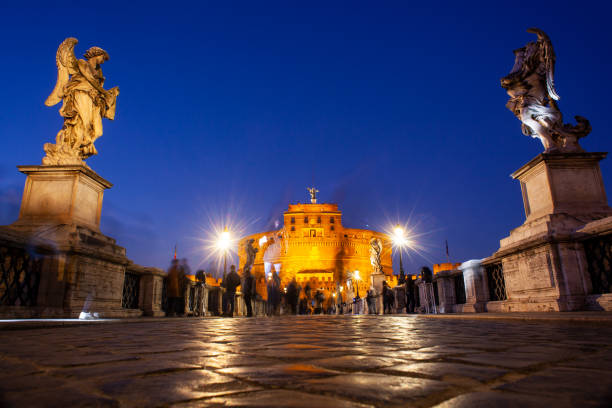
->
[217, 226, 231, 275]
[353, 270, 361, 299]
[393, 225, 406, 282]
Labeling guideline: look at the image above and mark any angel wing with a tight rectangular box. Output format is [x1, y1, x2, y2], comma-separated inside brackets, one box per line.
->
[45, 37, 79, 106]
[527, 28, 560, 101]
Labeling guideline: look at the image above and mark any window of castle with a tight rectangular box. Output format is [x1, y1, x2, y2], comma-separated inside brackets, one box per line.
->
[291, 217, 295, 224]
[330, 217, 335, 224]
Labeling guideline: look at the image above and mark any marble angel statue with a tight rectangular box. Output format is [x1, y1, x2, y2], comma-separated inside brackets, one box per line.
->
[243, 238, 259, 275]
[44, 37, 119, 166]
[369, 237, 383, 274]
[501, 28, 590, 153]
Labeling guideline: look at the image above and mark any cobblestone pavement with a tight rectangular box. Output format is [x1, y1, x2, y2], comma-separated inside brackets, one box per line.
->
[1, 315, 611, 407]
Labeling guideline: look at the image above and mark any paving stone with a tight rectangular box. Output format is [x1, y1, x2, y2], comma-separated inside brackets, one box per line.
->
[450, 351, 556, 369]
[196, 354, 282, 370]
[0, 372, 68, 393]
[494, 367, 612, 404]
[1, 315, 611, 407]
[431, 391, 584, 408]
[299, 372, 451, 405]
[176, 389, 374, 408]
[49, 358, 200, 379]
[0, 384, 119, 408]
[0, 356, 43, 378]
[218, 363, 341, 386]
[99, 369, 255, 407]
[381, 361, 508, 383]
[315, 354, 404, 370]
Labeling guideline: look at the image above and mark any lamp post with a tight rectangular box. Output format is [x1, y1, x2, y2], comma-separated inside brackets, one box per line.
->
[353, 270, 360, 299]
[217, 226, 231, 276]
[393, 225, 406, 282]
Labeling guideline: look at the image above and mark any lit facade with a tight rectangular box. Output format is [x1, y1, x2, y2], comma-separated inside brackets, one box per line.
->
[238, 199, 394, 297]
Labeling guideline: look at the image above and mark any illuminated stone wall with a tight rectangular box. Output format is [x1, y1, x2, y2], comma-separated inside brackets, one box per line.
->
[238, 202, 393, 297]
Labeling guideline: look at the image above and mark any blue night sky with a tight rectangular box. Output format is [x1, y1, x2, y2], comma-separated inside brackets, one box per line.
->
[0, 1, 610, 275]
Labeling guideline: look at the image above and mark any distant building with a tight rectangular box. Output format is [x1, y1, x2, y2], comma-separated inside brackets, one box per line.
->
[238, 189, 394, 297]
[433, 263, 462, 274]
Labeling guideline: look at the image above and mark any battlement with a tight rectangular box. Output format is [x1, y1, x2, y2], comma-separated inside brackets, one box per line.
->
[286, 203, 339, 213]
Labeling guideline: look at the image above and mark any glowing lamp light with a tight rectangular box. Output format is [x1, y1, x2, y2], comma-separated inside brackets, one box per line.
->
[259, 236, 268, 247]
[333, 293, 336, 298]
[217, 227, 231, 250]
[339, 286, 344, 293]
[354, 270, 360, 280]
[392, 224, 407, 245]
[284, 287, 287, 293]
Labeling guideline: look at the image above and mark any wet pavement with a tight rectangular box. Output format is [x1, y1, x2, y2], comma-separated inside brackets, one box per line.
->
[1, 315, 611, 407]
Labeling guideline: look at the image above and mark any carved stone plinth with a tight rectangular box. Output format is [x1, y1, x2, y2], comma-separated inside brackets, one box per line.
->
[0, 165, 141, 318]
[489, 152, 612, 312]
[513, 153, 610, 223]
[370, 273, 385, 315]
[14, 165, 111, 231]
[458, 259, 488, 312]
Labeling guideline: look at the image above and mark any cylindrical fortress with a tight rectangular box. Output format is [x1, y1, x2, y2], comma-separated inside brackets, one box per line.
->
[238, 201, 393, 298]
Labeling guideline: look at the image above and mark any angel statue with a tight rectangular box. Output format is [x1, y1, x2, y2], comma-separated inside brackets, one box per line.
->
[369, 237, 383, 274]
[307, 187, 319, 204]
[243, 238, 259, 275]
[501, 28, 590, 153]
[44, 37, 120, 166]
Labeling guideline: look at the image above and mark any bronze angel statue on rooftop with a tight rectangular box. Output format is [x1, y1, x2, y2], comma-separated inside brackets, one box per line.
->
[501, 28, 590, 153]
[44, 37, 119, 166]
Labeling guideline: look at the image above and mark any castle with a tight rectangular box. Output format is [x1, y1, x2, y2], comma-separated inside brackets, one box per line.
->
[238, 189, 395, 298]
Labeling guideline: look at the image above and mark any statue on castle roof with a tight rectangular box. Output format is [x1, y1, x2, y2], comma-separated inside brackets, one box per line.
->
[44, 37, 120, 166]
[307, 187, 319, 204]
[501, 28, 590, 153]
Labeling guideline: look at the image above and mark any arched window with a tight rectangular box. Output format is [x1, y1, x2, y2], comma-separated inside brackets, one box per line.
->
[330, 217, 335, 224]
[291, 226, 295, 231]
[317, 216, 321, 223]
[304, 216, 309, 223]
[290, 217, 295, 224]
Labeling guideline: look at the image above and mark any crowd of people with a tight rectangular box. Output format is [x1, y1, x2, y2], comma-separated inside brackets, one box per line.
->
[165, 259, 432, 317]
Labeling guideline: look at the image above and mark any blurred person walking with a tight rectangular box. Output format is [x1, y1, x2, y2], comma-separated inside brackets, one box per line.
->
[223, 265, 241, 317]
[166, 259, 185, 316]
[243, 268, 256, 317]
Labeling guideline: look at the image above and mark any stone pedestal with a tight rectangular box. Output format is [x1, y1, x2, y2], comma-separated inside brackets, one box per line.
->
[14, 165, 112, 231]
[1, 164, 135, 318]
[515, 153, 610, 222]
[134, 265, 165, 317]
[434, 270, 456, 313]
[370, 273, 385, 315]
[459, 259, 489, 312]
[490, 152, 612, 312]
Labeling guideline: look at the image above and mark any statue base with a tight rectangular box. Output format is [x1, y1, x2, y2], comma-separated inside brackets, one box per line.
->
[13, 165, 112, 231]
[0, 164, 140, 318]
[370, 273, 385, 315]
[486, 152, 612, 312]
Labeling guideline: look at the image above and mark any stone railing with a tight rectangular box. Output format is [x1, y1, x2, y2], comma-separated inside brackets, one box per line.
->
[0, 243, 44, 309]
[412, 269, 473, 314]
[123, 263, 165, 317]
[580, 230, 612, 310]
